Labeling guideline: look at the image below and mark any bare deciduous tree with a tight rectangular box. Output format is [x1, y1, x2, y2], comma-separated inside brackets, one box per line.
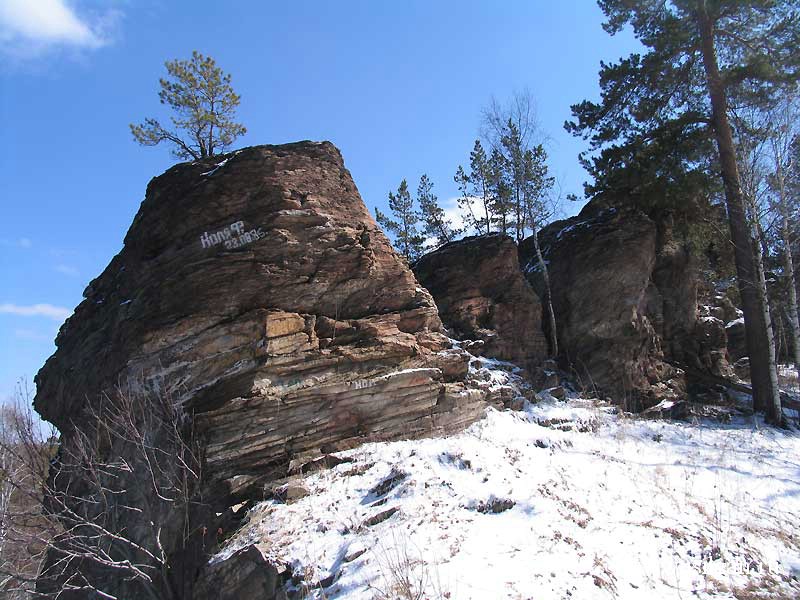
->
[0, 381, 208, 600]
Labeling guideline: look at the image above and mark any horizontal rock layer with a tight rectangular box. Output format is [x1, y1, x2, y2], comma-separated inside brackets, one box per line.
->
[35, 141, 490, 498]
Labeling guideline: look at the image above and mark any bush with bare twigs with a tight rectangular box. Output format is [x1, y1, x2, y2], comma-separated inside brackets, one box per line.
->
[0, 380, 211, 600]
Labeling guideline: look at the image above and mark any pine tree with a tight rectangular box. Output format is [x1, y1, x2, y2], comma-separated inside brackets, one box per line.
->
[568, 0, 800, 424]
[454, 141, 493, 235]
[500, 119, 526, 241]
[416, 174, 459, 248]
[375, 179, 425, 262]
[488, 147, 513, 236]
[131, 51, 246, 160]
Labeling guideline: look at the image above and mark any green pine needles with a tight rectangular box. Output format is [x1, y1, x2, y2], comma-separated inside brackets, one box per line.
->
[131, 51, 246, 161]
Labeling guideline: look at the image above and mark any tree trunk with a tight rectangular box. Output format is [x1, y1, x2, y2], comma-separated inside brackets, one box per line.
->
[752, 220, 782, 419]
[695, 5, 782, 424]
[778, 170, 800, 380]
[532, 227, 558, 357]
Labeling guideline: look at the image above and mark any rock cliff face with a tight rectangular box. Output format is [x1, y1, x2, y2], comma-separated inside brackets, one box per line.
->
[413, 234, 548, 372]
[520, 199, 694, 409]
[36, 142, 486, 497]
[33, 142, 490, 597]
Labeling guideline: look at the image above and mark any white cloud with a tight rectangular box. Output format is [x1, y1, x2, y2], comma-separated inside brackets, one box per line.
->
[0, 302, 71, 321]
[442, 195, 479, 237]
[55, 264, 79, 276]
[0, 0, 119, 58]
[14, 328, 52, 342]
[0, 237, 33, 249]
[419, 196, 479, 250]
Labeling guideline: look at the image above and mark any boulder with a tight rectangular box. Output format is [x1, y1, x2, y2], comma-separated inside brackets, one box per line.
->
[36, 142, 489, 495]
[520, 197, 746, 409]
[520, 200, 687, 410]
[733, 357, 751, 380]
[725, 318, 747, 363]
[195, 546, 287, 600]
[694, 315, 734, 378]
[413, 234, 548, 372]
[33, 141, 492, 597]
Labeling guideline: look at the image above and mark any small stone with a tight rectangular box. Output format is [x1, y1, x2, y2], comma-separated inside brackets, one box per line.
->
[362, 506, 399, 527]
[507, 397, 525, 411]
[275, 482, 310, 504]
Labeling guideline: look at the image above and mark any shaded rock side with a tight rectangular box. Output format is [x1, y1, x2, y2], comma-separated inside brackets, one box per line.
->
[413, 234, 548, 372]
[34, 141, 487, 498]
[195, 546, 287, 600]
[520, 200, 688, 409]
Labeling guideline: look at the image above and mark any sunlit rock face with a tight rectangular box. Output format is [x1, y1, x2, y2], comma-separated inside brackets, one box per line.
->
[414, 233, 549, 373]
[520, 198, 697, 409]
[35, 141, 487, 499]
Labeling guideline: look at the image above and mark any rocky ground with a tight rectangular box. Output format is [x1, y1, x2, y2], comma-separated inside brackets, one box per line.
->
[216, 357, 800, 600]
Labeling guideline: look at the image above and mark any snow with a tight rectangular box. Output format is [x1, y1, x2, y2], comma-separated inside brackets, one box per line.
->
[555, 219, 591, 240]
[218, 366, 800, 599]
[726, 317, 745, 329]
[524, 258, 549, 274]
[201, 158, 230, 177]
[553, 208, 617, 241]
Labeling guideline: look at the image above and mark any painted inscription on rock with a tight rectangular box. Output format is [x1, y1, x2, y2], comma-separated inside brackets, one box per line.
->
[200, 220, 265, 250]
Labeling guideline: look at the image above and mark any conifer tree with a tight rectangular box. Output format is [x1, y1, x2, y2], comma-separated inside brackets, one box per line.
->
[488, 147, 513, 236]
[454, 141, 493, 235]
[131, 51, 246, 160]
[376, 179, 425, 262]
[416, 174, 459, 247]
[568, 0, 800, 424]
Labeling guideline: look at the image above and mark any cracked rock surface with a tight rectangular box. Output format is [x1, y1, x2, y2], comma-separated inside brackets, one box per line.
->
[35, 141, 488, 499]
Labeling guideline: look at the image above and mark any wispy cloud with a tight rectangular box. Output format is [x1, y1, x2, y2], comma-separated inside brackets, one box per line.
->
[0, 237, 33, 249]
[0, 0, 120, 59]
[54, 264, 79, 277]
[14, 328, 52, 342]
[0, 303, 71, 321]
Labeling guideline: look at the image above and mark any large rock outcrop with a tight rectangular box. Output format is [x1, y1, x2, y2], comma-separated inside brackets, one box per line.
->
[36, 142, 486, 495]
[33, 142, 490, 597]
[413, 234, 548, 371]
[520, 199, 693, 409]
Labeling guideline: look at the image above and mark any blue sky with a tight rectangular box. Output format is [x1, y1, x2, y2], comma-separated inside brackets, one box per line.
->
[0, 0, 639, 401]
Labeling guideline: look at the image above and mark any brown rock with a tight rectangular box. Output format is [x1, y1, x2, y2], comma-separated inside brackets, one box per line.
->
[521, 201, 680, 410]
[32, 142, 490, 597]
[414, 234, 548, 372]
[521, 198, 741, 409]
[35, 142, 485, 494]
[725, 318, 747, 363]
[733, 357, 751, 381]
[274, 481, 310, 504]
[507, 396, 526, 411]
[694, 316, 734, 378]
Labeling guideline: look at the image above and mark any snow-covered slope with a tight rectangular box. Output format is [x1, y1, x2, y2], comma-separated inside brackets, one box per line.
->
[218, 360, 800, 599]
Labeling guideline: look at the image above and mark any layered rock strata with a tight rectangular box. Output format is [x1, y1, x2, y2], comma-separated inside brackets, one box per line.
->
[35, 141, 488, 502]
[413, 234, 548, 372]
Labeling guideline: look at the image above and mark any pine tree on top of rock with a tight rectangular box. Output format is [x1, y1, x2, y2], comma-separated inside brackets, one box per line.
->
[375, 179, 425, 262]
[130, 51, 246, 161]
[455, 140, 493, 236]
[417, 174, 461, 248]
